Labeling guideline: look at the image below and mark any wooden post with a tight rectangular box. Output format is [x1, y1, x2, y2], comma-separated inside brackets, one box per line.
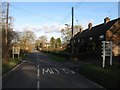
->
[71, 7, 74, 54]
[4, 2, 9, 63]
[12, 46, 14, 59]
[18, 47, 20, 59]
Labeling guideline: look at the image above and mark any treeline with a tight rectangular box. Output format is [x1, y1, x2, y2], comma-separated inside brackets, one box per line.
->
[35, 36, 62, 51]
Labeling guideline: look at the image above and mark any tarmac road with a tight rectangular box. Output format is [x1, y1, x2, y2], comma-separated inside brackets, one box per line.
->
[2, 50, 103, 89]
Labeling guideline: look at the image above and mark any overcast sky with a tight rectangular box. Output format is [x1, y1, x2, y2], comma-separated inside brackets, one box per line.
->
[9, 2, 118, 40]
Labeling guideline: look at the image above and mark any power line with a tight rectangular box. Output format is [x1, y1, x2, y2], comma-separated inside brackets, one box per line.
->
[9, 2, 84, 26]
[10, 4, 39, 17]
[9, 3, 59, 22]
[74, 2, 84, 25]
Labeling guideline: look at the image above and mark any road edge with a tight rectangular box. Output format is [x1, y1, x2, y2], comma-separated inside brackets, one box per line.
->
[2, 60, 25, 78]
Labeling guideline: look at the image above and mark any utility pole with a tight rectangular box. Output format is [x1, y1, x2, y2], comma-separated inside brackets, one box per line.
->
[4, 2, 9, 63]
[71, 7, 74, 54]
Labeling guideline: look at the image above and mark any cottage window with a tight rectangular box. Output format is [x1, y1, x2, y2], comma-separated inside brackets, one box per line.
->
[89, 37, 93, 40]
[100, 35, 104, 39]
[74, 40, 76, 43]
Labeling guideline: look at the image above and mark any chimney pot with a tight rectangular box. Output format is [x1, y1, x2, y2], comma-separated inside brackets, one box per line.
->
[88, 23, 92, 30]
[104, 17, 110, 24]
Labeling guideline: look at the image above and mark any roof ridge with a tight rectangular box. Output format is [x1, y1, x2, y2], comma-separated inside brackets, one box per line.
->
[73, 17, 119, 39]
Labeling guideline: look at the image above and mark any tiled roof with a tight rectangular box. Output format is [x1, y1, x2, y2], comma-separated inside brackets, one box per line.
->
[74, 18, 120, 39]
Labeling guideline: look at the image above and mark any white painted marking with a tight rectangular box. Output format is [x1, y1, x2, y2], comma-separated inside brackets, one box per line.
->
[2, 60, 25, 77]
[37, 81, 40, 89]
[41, 68, 75, 75]
[37, 69, 40, 78]
[37, 64, 40, 89]
[42, 68, 54, 74]
[23, 60, 26, 63]
[12, 64, 20, 70]
[37, 65, 39, 68]
[61, 68, 75, 74]
[52, 68, 59, 74]
[42, 68, 60, 74]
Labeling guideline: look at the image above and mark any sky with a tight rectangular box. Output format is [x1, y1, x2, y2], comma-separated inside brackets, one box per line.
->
[8, 2, 118, 41]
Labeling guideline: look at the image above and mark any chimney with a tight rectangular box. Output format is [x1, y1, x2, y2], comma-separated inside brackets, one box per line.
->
[88, 23, 92, 30]
[104, 17, 110, 24]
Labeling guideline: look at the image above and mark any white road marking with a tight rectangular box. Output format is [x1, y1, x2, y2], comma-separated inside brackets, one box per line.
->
[52, 68, 59, 74]
[42, 68, 75, 75]
[37, 69, 40, 78]
[37, 65, 39, 68]
[61, 68, 75, 74]
[37, 64, 40, 89]
[2, 60, 25, 77]
[37, 81, 40, 89]
[42, 68, 54, 74]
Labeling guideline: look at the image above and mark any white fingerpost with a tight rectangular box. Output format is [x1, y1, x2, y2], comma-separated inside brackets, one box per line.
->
[101, 41, 112, 68]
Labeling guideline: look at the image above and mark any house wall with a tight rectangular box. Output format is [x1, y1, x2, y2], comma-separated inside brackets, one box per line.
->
[73, 35, 103, 53]
[69, 18, 120, 56]
[106, 20, 120, 56]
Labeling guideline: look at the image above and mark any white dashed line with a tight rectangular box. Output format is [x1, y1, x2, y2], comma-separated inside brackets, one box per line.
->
[37, 64, 40, 89]
[37, 69, 40, 78]
[38, 65, 39, 68]
[37, 81, 40, 89]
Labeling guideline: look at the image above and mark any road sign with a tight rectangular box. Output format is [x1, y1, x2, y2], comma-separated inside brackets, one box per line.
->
[101, 41, 112, 68]
[12, 46, 20, 59]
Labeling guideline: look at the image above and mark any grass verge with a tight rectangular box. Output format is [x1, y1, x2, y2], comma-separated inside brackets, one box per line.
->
[78, 63, 120, 89]
[2, 53, 26, 75]
[43, 51, 120, 89]
[47, 53, 68, 62]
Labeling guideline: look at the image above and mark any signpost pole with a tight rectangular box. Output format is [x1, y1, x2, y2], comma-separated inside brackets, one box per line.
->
[12, 46, 14, 59]
[102, 41, 105, 68]
[110, 42, 112, 65]
[101, 41, 113, 68]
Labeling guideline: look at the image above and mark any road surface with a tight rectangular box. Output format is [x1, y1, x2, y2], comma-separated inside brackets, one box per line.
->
[2, 50, 103, 89]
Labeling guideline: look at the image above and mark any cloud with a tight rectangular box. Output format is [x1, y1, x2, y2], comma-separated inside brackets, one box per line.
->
[14, 23, 65, 39]
[14, 23, 64, 32]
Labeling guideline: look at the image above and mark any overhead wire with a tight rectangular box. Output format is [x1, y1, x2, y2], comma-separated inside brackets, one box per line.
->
[74, 2, 84, 26]
[9, 3, 60, 22]
[9, 2, 84, 26]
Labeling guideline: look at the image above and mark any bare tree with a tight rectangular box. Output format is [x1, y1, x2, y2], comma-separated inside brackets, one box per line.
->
[35, 35, 47, 50]
[19, 31, 36, 51]
[61, 25, 83, 44]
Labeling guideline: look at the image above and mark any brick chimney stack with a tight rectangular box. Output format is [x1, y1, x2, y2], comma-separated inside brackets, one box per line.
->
[104, 17, 110, 24]
[88, 23, 92, 30]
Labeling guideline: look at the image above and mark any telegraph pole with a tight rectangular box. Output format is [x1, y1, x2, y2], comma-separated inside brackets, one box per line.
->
[4, 2, 9, 63]
[71, 7, 74, 54]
